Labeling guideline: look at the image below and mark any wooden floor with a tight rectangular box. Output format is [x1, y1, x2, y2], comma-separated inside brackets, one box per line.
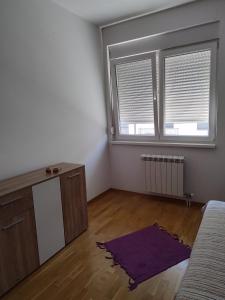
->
[3, 189, 203, 300]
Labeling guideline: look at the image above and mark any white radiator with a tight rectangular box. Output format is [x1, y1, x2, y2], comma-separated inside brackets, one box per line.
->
[141, 154, 184, 198]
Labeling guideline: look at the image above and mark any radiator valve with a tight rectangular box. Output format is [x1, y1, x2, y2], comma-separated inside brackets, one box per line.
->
[184, 193, 194, 207]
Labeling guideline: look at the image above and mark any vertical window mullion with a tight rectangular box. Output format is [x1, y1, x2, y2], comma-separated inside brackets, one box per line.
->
[151, 53, 159, 140]
[158, 50, 165, 140]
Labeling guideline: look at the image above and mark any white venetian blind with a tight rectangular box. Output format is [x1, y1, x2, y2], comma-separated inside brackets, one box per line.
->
[115, 58, 155, 135]
[164, 50, 211, 124]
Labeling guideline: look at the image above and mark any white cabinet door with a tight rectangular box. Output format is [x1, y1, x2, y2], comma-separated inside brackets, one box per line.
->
[32, 177, 65, 264]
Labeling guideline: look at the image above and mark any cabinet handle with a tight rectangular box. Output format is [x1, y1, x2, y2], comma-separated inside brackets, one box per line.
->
[67, 173, 80, 179]
[0, 197, 23, 207]
[2, 218, 24, 231]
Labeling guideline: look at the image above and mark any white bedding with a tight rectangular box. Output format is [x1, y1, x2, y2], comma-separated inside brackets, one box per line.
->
[176, 200, 225, 300]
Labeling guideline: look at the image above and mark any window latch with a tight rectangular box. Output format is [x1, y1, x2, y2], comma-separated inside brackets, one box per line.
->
[111, 126, 115, 135]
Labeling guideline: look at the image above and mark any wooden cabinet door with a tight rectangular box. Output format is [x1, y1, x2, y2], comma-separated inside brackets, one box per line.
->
[0, 209, 39, 296]
[60, 167, 88, 244]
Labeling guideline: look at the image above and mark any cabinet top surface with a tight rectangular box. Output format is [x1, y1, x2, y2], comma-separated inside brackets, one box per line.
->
[0, 163, 83, 197]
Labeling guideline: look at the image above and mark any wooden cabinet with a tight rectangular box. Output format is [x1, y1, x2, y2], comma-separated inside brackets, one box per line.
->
[60, 167, 88, 244]
[0, 208, 39, 295]
[0, 163, 88, 297]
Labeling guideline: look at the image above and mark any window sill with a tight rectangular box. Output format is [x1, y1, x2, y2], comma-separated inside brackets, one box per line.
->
[110, 140, 216, 149]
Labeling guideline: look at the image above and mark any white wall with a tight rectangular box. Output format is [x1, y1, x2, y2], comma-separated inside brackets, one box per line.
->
[0, 0, 110, 200]
[102, 0, 225, 203]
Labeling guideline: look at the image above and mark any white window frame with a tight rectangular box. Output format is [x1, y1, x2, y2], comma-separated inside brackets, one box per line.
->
[110, 52, 159, 142]
[110, 41, 218, 144]
[159, 41, 217, 143]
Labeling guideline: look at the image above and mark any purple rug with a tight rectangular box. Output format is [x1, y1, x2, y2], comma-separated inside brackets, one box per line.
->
[97, 223, 191, 290]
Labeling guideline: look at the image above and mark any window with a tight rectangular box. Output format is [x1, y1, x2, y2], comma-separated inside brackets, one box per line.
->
[159, 42, 217, 142]
[110, 41, 217, 144]
[111, 53, 158, 140]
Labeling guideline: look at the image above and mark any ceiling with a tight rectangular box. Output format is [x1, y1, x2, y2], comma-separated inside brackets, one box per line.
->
[53, 0, 197, 26]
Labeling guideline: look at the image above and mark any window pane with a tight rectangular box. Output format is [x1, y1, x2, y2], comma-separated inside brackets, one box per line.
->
[116, 59, 155, 136]
[164, 50, 211, 136]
